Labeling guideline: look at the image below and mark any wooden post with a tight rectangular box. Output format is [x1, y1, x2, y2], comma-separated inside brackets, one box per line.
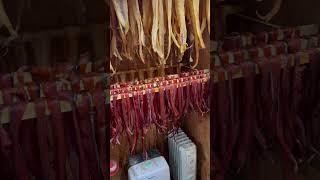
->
[177, 63, 181, 74]
[15, 43, 27, 66]
[197, 29, 210, 70]
[120, 73, 126, 83]
[138, 70, 144, 80]
[159, 64, 165, 77]
[31, 34, 51, 66]
[65, 27, 79, 64]
[146, 55, 153, 78]
[90, 24, 106, 61]
[130, 70, 135, 82]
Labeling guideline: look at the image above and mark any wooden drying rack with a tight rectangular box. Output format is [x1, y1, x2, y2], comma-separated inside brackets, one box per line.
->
[0, 48, 315, 124]
[0, 74, 108, 124]
[110, 71, 210, 101]
[0, 88, 110, 124]
[112, 63, 183, 83]
[0, 63, 185, 124]
[0, 74, 106, 102]
[212, 49, 316, 82]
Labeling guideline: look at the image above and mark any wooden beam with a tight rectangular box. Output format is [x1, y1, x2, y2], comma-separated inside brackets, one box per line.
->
[110, 71, 210, 101]
[0, 73, 107, 105]
[31, 34, 51, 66]
[212, 50, 314, 82]
[21, 24, 104, 42]
[65, 27, 79, 64]
[0, 89, 109, 124]
[1, 101, 72, 124]
[90, 24, 106, 60]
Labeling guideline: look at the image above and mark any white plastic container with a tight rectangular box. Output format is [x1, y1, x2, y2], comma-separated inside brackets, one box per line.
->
[128, 156, 170, 180]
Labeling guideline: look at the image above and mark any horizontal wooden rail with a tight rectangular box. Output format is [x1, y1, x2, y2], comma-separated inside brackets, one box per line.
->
[110, 73, 210, 101]
[1, 47, 316, 124]
[212, 49, 316, 82]
[1, 101, 72, 124]
[113, 64, 183, 76]
[0, 89, 109, 124]
[0, 73, 108, 105]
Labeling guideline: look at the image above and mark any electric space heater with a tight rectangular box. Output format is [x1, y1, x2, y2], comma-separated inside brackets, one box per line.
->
[168, 128, 197, 180]
[128, 149, 170, 180]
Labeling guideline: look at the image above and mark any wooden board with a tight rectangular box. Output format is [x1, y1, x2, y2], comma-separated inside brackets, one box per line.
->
[183, 112, 210, 180]
[211, 49, 317, 82]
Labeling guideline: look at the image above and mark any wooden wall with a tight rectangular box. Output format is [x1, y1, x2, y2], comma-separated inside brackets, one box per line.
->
[0, 24, 107, 72]
[0, 0, 107, 72]
[183, 113, 210, 180]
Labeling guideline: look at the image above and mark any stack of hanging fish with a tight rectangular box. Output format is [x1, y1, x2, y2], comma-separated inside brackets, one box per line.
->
[110, 0, 210, 72]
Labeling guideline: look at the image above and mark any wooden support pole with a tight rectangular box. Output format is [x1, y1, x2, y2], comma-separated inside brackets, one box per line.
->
[114, 64, 183, 79]
[138, 70, 144, 80]
[159, 64, 165, 77]
[31, 34, 51, 66]
[65, 27, 79, 64]
[20, 24, 103, 42]
[90, 24, 106, 61]
[14, 43, 27, 67]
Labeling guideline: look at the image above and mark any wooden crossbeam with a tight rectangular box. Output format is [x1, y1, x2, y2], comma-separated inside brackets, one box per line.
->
[212, 50, 315, 82]
[0, 89, 109, 124]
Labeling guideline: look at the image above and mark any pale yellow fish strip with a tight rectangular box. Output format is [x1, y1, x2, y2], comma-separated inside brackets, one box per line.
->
[165, 0, 179, 60]
[132, 0, 146, 63]
[174, 0, 188, 54]
[112, 0, 129, 34]
[187, 0, 205, 49]
[157, 0, 165, 61]
[142, 0, 152, 34]
[111, 35, 122, 61]
[151, 0, 160, 58]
